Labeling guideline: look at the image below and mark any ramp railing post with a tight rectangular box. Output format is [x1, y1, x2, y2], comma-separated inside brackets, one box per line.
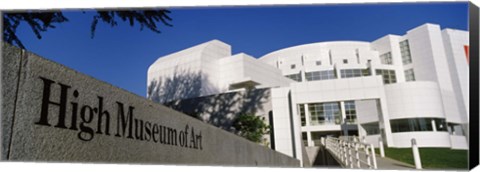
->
[370, 144, 377, 169]
[365, 144, 371, 168]
[411, 138, 422, 169]
[349, 143, 354, 168]
[362, 136, 366, 150]
[340, 140, 344, 164]
[326, 136, 383, 169]
[379, 138, 385, 157]
[355, 143, 360, 168]
[343, 141, 347, 165]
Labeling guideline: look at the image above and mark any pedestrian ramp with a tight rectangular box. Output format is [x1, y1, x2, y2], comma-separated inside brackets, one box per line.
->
[320, 136, 415, 170]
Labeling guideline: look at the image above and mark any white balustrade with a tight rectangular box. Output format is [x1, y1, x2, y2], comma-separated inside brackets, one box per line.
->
[323, 136, 377, 169]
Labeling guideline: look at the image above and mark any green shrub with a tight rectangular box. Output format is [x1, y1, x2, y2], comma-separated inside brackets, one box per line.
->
[232, 114, 270, 143]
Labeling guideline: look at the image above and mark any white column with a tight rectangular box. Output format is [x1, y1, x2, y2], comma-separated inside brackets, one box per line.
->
[411, 138, 422, 169]
[370, 144, 377, 169]
[431, 119, 437, 132]
[304, 104, 311, 126]
[304, 104, 313, 146]
[340, 101, 347, 136]
[301, 70, 306, 82]
[301, 57, 307, 82]
[379, 138, 385, 157]
[340, 101, 347, 120]
[307, 131, 313, 147]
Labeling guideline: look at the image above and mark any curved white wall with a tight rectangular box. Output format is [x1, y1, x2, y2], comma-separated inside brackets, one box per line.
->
[147, 40, 232, 103]
[384, 81, 445, 119]
[391, 132, 451, 148]
[259, 41, 377, 76]
[384, 81, 451, 147]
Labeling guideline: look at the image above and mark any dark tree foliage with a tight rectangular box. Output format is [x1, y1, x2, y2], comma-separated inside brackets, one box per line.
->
[232, 114, 270, 143]
[90, 10, 172, 38]
[3, 11, 68, 48]
[3, 9, 172, 49]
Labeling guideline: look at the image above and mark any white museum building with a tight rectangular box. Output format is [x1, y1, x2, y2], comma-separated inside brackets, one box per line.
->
[147, 23, 469, 163]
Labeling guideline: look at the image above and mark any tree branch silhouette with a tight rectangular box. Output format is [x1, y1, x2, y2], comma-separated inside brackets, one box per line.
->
[3, 9, 172, 49]
[3, 11, 68, 48]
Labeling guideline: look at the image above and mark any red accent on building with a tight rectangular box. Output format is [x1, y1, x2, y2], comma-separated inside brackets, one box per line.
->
[464, 45, 469, 65]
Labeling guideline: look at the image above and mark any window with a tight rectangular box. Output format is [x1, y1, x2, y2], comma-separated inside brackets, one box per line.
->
[340, 68, 371, 78]
[291, 64, 296, 69]
[344, 101, 357, 124]
[285, 73, 302, 82]
[448, 123, 465, 136]
[400, 40, 413, 65]
[375, 69, 396, 84]
[316, 60, 322, 66]
[302, 132, 308, 146]
[390, 118, 448, 133]
[435, 118, 448, 132]
[362, 69, 371, 76]
[380, 52, 393, 65]
[343, 59, 348, 64]
[298, 104, 306, 126]
[308, 102, 341, 125]
[305, 70, 336, 81]
[362, 122, 380, 135]
[404, 68, 415, 82]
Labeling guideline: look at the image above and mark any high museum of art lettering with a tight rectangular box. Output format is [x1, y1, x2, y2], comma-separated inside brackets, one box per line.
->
[34, 77, 203, 150]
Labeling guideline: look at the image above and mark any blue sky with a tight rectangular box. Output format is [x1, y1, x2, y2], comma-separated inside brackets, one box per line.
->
[11, 2, 468, 97]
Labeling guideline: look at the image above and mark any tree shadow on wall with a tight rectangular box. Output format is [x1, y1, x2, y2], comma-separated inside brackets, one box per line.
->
[147, 69, 271, 134]
[147, 68, 205, 104]
[166, 88, 271, 134]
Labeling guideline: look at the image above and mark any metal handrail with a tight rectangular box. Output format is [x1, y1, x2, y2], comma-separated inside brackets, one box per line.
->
[324, 136, 377, 169]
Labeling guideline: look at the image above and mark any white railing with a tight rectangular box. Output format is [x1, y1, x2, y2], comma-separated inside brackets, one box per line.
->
[323, 136, 377, 169]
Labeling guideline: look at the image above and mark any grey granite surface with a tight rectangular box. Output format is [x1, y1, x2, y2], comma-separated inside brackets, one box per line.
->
[1, 44, 299, 167]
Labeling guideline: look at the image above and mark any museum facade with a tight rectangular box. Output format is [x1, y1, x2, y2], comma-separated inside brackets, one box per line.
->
[147, 23, 469, 163]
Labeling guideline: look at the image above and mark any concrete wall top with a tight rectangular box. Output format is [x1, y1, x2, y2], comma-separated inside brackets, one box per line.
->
[1, 43, 299, 167]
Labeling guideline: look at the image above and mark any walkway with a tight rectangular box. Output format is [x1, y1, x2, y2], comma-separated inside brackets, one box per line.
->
[357, 151, 415, 170]
[321, 136, 416, 170]
[308, 144, 416, 170]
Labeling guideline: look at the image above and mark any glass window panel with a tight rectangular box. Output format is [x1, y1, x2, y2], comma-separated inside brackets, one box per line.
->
[435, 119, 448, 132]
[404, 69, 415, 82]
[380, 52, 393, 65]
[308, 102, 340, 126]
[344, 101, 357, 124]
[400, 40, 413, 65]
[390, 118, 448, 133]
[305, 70, 336, 81]
[376, 69, 396, 84]
[285, 73, 302, 82]
[448, 123, 464, 135]
[340, 69, 370, 78]
[298, 104, 306, 126]
[362, 122, 380, 135]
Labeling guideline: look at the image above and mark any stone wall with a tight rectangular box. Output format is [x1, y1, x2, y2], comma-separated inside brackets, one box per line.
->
[0, 43, 299, 167]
